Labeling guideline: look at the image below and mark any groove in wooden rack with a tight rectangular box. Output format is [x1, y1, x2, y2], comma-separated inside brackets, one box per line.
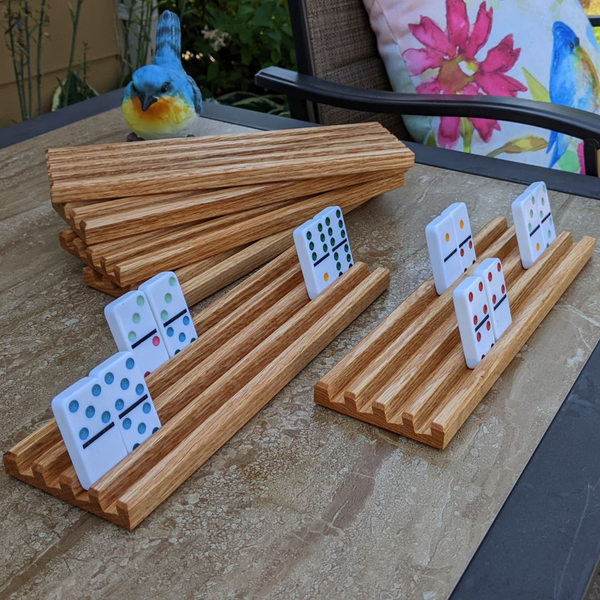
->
[313, 220, 595, 450]
[50, 123, 412, 303]
[3, 255, 390, 529]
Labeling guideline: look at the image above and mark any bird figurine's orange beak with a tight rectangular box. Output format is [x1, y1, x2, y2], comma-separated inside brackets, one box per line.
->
[139, 94, 158, 111]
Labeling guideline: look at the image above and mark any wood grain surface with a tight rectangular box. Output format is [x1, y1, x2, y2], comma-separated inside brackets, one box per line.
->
[313, 220, 596, 449]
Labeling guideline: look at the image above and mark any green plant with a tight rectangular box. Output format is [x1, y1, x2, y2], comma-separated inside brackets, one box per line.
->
[118, 0, 156, 85]
[2, 0, 49, 121]
[54, 0, 97, 110]
[157, 0, 296, 98]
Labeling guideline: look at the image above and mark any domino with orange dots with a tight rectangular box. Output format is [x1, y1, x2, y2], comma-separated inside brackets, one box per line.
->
[425, 212, 465, 295]
[293, 206, 354, 300]
[512, 181, 556, 269]
[443, 202, 477, 271]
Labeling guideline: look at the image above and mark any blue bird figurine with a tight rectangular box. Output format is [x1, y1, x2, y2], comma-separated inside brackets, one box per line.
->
[548, 21, 600, 167]
[122, 10, 203, 140]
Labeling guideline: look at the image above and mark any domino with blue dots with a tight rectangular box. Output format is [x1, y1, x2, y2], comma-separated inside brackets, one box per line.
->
[90, 351, 161, 453]
[105, 290, 169, 376]
[293, 206, 354, 300]
[52, 351, 162, 489]
[139, 271, 197, 356]
[52, 376, 128, 490]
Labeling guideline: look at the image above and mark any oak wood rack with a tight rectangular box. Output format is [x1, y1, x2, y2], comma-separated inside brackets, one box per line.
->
[314, 217, 595, 449]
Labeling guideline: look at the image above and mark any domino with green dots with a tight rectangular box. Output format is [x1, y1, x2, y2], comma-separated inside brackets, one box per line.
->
[511, 181, 556, 269]
[105, 290, 169, 376]
[293, 205, 354, 300]
[139, 271, 197, 357]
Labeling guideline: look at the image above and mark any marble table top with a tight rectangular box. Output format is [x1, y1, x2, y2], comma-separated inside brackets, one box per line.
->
[1, 110, 599, 599]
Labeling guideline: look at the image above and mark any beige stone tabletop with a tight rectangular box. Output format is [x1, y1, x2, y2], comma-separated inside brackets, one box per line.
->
[1, 110, 600, 599]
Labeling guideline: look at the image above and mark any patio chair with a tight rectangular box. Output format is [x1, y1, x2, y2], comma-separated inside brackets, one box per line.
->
[255, 0, 600, 177]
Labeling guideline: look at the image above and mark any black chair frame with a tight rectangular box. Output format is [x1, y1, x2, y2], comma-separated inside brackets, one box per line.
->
[256, 2, 600, 177]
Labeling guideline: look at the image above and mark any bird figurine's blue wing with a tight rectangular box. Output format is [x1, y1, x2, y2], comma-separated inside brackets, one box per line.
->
[548, 21, 600, 167]
[186, 74, 203, 114]
[121, 10, 203, 140]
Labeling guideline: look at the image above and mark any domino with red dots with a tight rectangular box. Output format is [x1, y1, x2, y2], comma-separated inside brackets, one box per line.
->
[442, 202, 476, 271]
[90, 351, 161, 453]
[104, 290, 169, 376]
[52, 375, 128, 490]
[139, 271, 197, 357]
[294, 206, 354, 300]
[426, 212, 465, 295]
[512, 181, 555, 269]
[474, 258, 512, 339]
[453, 276, 495, 369]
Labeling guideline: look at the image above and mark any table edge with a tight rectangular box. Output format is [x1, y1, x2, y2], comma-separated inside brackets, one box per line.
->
[450, 341, 600, 600]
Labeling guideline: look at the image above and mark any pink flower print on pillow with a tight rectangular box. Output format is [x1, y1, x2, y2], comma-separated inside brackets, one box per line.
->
[402, 0, 527, 148]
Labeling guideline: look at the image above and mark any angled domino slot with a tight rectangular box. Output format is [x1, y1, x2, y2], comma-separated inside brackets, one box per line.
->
[294, 205, 354, 299]
[90, 351, 161, 453]
[443, 202, 476, 270]
[105, 290, 169, 376]
[52, 376, 128, 490]
[453, 275, 495, 369]
[474, 258, 512, 339]
[426, 212, 463, 295]
[512, 182, 547, 268]
[139, 271, 197, 357]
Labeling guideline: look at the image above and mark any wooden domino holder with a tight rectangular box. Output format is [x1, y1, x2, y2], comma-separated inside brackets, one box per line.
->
[60, 173, 405, 286]
[66, 173, 405, 301]
[47, 126, 413, 203]
[314, 216, 596, 450]
[49, 122, 412, 300]
[4, 248, 390, 529]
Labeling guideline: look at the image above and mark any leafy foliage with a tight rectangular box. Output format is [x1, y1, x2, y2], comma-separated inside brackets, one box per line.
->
[2, 0, 49, 120]
[53, 0, 98, 111]
[157, 0, 296, 99]
[118, 0, 156, 86]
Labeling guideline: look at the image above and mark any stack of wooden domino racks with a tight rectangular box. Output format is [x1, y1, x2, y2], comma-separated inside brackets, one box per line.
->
[48, 123, 414, 300]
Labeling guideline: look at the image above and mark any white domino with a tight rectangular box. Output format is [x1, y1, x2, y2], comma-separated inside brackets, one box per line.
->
[512, 181, 551, 268]
[139, 271, 197, 357]
[453, 276, 496, 369]
[90, 351, 161, 453]
[443, 202, 476, 270]
[293, 206, 354, 299]
[104, 290, 169, 376]
[426, 212, 464, 295]
[52, 376, 128, 490]
[474, 258, 512, 339]
[536, 182, 557, 250]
